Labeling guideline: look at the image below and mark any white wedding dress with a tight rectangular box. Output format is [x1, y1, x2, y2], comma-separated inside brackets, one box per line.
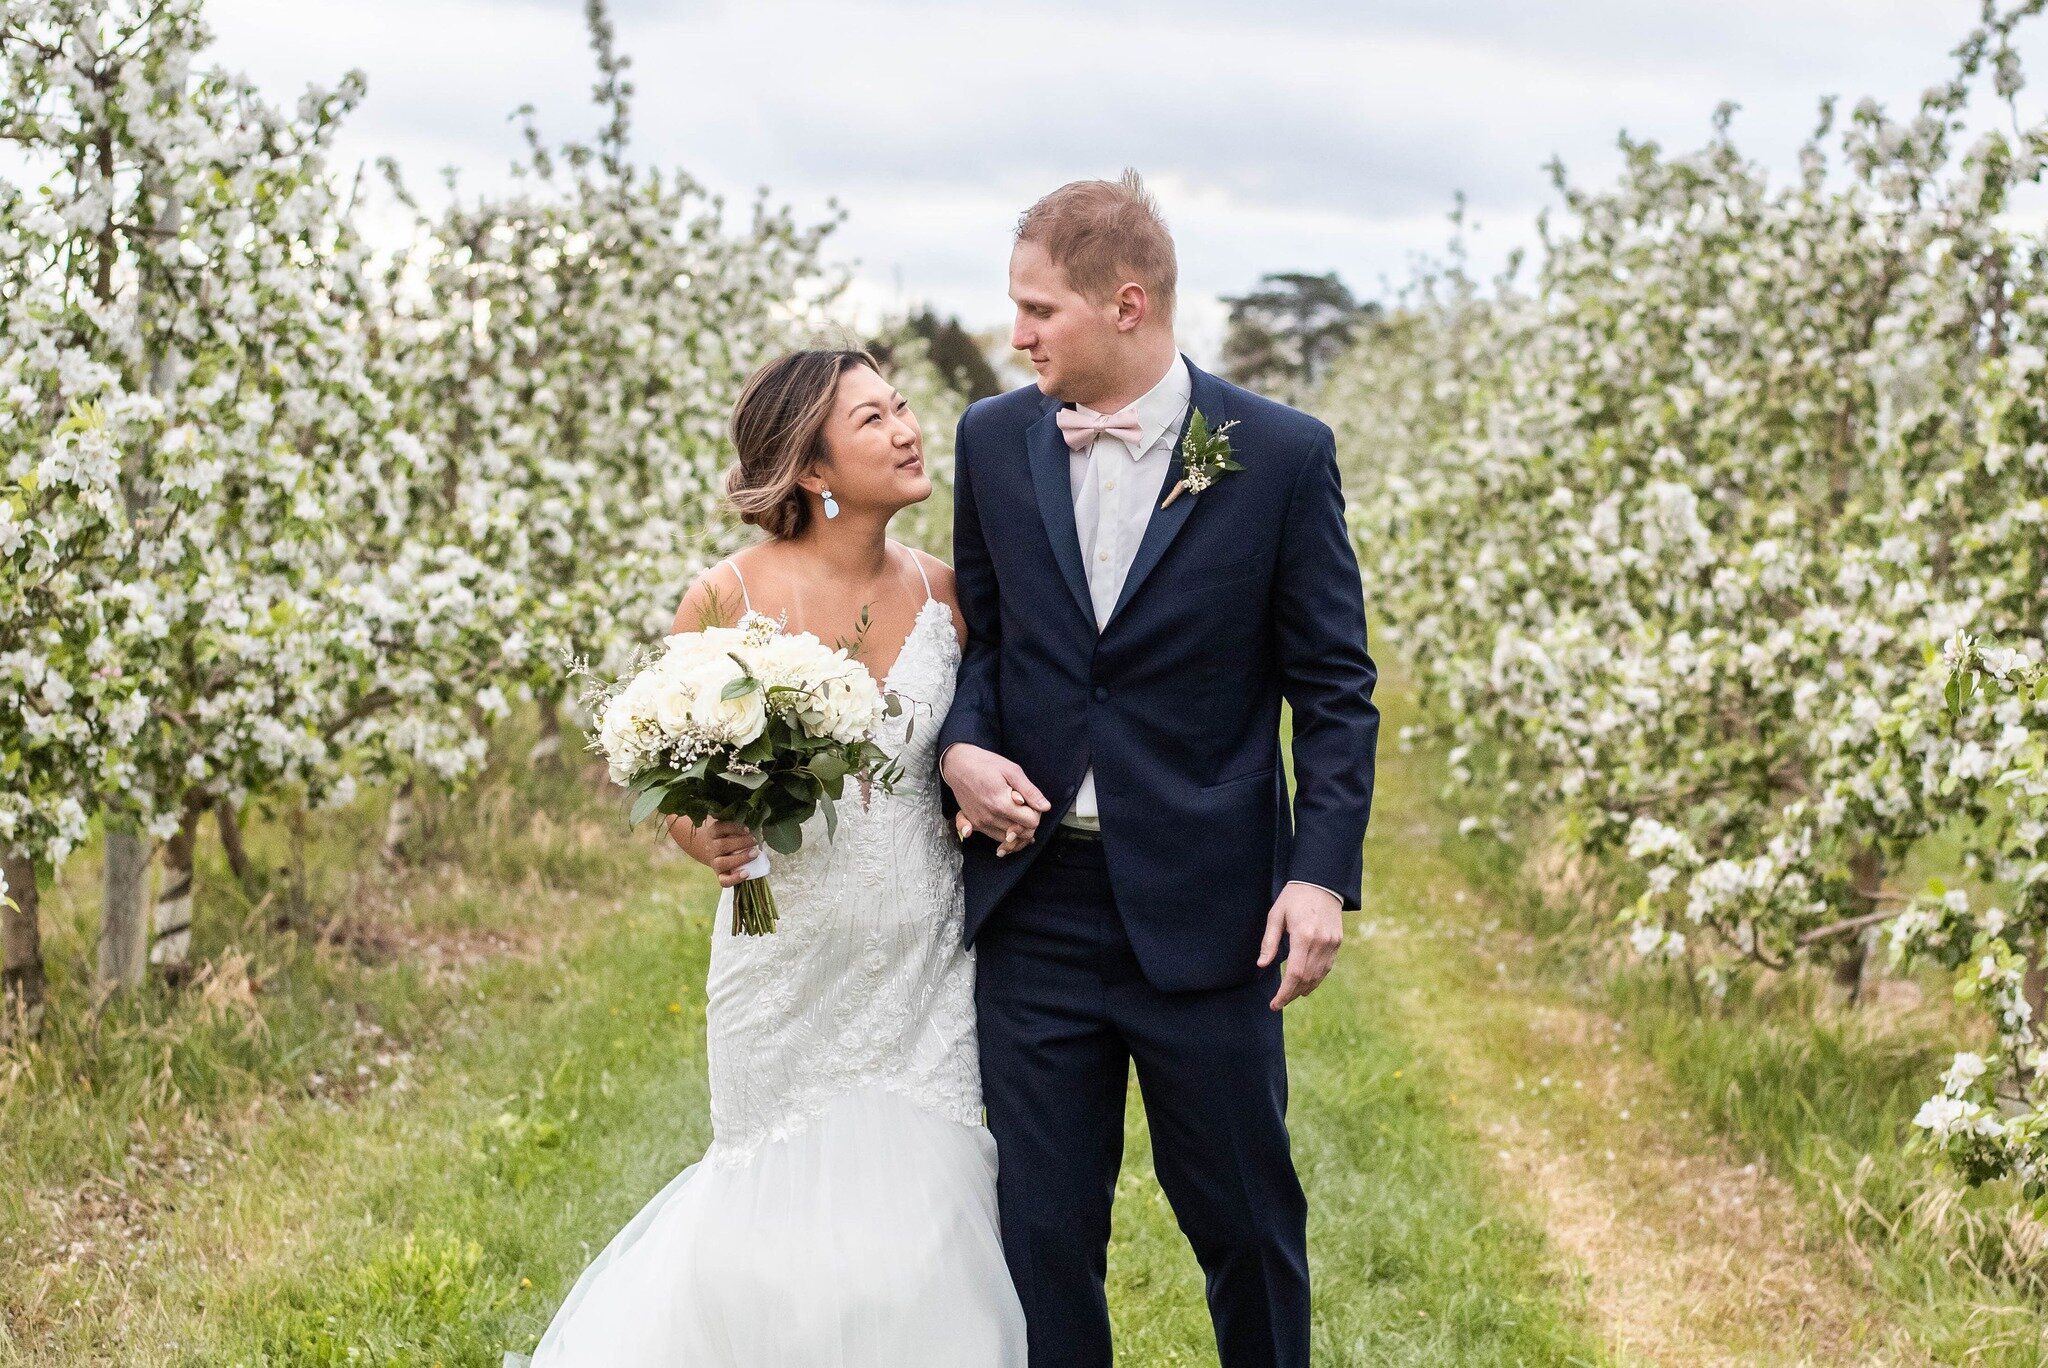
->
[512, 556, 1026, 1367]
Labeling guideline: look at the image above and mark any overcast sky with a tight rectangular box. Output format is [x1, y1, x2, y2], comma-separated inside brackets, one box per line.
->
[195, 0, 2048, 364]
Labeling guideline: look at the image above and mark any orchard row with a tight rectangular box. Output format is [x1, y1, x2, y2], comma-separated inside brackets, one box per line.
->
[0, 1, 955, 1016]
[1328, 0, 2048, 1191]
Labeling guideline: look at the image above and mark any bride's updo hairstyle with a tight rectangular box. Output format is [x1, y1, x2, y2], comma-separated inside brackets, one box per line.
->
[726, 348, 881, 540]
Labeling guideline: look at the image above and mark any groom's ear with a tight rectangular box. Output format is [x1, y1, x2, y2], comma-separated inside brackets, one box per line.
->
[1113, 281, 1148, 332]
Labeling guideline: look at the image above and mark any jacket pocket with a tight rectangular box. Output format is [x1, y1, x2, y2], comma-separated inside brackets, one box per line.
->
[1202, 766, 1277, 792]
[1187, 554, 1262, 588]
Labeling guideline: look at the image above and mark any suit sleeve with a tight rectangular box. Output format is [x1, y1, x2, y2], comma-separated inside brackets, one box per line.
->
[937, 408, 1003, 776]
[1273, 426, 1379, 909]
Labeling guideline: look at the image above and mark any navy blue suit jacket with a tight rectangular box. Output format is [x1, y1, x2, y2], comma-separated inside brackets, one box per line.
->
[938, 356, 1380, 993]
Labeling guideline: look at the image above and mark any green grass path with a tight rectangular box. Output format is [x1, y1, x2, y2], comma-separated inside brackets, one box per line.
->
[3, 713, 1610, 1366]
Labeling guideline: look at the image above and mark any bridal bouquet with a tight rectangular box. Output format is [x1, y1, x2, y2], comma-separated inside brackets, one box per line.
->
[579, 612, 902, 934]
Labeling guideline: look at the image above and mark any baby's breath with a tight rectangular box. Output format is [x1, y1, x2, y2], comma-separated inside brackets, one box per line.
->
[1161, 409, 1243, 508]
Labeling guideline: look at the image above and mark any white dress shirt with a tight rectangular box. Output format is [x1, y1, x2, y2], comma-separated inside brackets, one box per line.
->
[1063, 354, 1191, 829]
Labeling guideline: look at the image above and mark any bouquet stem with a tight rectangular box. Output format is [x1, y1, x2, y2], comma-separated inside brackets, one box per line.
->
[732, 875, 778, 935]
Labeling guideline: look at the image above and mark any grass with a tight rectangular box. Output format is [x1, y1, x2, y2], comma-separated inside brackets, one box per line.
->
[1106, 901, 1605, 1367]
[0, 711, 711, 1364]
[1, 704, 1607, 1367]
[14, 686, 2048, 1364]
[1587, 965, 2048, 1361]
[1419, 709, 2048, 1363]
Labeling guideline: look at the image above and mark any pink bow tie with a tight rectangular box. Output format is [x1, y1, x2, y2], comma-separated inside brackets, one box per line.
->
[1056, 405, 1144, 453]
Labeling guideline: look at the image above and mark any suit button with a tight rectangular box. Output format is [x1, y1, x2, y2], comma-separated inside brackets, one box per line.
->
[1093, 686, 1109, 702]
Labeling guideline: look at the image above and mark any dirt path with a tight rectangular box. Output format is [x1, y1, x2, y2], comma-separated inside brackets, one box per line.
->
[1363, 774, 1930, 1366]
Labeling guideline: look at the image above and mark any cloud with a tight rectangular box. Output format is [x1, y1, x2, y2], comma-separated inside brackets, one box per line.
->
[180, 0, 2048, 352]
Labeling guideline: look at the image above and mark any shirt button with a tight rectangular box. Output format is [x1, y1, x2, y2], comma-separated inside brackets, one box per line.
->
[1093, 686, 1109, 702]
[1104, 480, 1116, 491]
[1097, 552, 1109, 562]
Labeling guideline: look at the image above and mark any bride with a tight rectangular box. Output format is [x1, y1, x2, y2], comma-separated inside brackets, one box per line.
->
[510, 349, 1028, 1366]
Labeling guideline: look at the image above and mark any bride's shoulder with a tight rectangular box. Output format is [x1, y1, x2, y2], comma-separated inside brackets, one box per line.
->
[671, 550, 766, 633]
[905, 545, 954, 590]
[905, 548, 965, 644]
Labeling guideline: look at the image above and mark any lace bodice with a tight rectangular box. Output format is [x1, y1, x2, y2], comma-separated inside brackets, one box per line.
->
[700, 586, 976, 1165]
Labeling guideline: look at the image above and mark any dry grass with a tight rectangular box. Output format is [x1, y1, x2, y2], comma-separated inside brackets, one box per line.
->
[1371, 902, 1929, 1366]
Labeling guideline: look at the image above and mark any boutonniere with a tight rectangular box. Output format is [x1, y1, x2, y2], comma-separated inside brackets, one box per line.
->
[1160, 409, 1243, 509]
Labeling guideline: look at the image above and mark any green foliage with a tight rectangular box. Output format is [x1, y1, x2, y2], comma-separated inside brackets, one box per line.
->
[871, 308, 1002, 402]
[1221, 271, 1379, 400]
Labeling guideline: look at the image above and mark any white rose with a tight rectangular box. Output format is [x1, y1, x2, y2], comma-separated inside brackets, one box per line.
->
[597, 698, 630, 754]
[795, 664, 883, 743]
[658, 626, 744, 680]
[752, 635, 824, 692]
[655, 674, 700, 737]
[685, 659, 767, 745]
[599, 681, 653, 759]
[656, 634, 713, 680]
[602, 673, 659, 745]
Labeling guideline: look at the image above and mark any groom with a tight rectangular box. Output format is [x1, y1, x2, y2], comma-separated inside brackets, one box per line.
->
[938, 171, 1379, 1368]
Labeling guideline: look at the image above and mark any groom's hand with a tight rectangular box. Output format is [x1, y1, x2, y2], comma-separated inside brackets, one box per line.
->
[1259, 883, 1345, 1010]
[940, 744, 1050, 856]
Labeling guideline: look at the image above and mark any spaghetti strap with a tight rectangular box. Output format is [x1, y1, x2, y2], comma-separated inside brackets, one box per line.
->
[722, 558, 753, 614]
[904, 545, 934, 603]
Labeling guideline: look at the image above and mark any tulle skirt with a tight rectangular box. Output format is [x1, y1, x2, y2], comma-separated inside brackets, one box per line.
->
[508, 1085, 1027, 1367]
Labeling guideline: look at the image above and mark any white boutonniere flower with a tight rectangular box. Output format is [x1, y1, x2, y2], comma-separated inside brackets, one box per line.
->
[1161, 409, 1244, 509]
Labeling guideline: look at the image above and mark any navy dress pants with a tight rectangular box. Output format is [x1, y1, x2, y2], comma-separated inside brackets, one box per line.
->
[973, 828, 1311, 1368]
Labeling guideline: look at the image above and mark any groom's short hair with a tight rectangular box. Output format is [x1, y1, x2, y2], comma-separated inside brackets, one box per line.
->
[1016, 169, 1177, 320]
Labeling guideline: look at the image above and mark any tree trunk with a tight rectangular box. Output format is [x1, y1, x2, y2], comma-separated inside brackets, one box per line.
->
[529, 685, 564, 770]
[149, 796, 205, 982]
[381, 777, 416, 868]
[1829, 927, 1873, 1005]
[1680, 928, 1706, 1016]
[2, 849, 43, 1037]
[286, 799, 310, 922]
[215, 796, 255, 894]
[98, 825, 153, 995]
[2024, 931, 2048, 1081]
[1830, 846, 1884, 1007]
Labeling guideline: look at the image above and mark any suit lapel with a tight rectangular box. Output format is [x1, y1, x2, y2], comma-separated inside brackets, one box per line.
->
[1025, 396, 1095, 625]
[1106, 356, 1228, 629]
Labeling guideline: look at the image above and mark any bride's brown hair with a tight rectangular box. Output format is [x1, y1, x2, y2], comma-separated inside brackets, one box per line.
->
[726, 348, 881, 540]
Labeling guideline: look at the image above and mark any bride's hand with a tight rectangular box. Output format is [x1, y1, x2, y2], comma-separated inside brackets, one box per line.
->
[940, 744, 1050, 856]
[685, 817, 761, 887]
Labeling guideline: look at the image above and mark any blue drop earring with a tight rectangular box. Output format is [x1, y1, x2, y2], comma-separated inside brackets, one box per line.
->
[821, 487, 840, 520]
